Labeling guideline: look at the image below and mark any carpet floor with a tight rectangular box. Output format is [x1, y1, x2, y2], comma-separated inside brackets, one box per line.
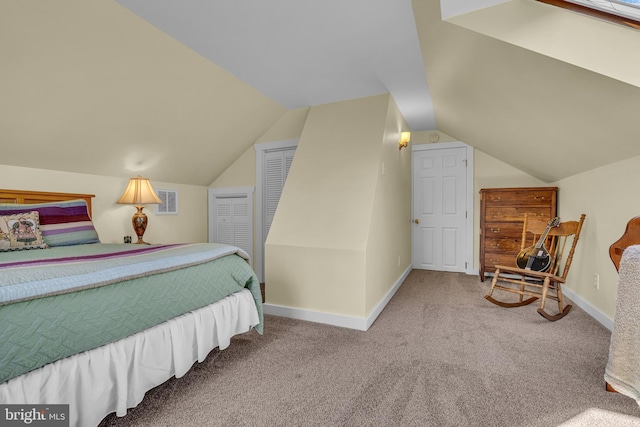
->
[99, 270, 640, 426]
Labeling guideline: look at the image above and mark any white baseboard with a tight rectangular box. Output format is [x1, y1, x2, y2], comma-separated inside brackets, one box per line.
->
[468, 268, 613, 330]
[364, 266, 412, 329]
[562, 287, 613, 331]
[262, 266, 412, 331]
[263, 268, 614, 332]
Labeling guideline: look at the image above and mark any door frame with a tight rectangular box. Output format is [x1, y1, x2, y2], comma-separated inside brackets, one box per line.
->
[255, 139, 298, 283]
[411, 141, 474, 275]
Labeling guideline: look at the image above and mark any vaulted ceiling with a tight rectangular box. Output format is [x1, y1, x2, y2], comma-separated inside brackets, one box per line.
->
[2, 0, 640, 185]
[421, 0, 640, 182]
[114, 0, 437, 132]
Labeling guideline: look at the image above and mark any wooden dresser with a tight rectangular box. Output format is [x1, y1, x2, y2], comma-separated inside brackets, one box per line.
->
[479, 187, 557, 281]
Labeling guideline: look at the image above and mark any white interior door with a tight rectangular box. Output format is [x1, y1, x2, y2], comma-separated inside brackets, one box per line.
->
[412, 145, 468, 272]
[208, 187, 254, 263]
[215, 197, 249, 248]
[255, 140, 297, 282]
[264, 149, 295, 239]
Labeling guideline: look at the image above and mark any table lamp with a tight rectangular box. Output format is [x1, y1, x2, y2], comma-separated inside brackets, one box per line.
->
[117, 175, 162, 244]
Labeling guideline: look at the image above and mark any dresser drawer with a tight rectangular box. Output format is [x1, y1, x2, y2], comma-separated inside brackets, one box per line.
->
[483, 237, 522, 253]
[483, 252, 519, 269]
[482, 222, 524, 238]
[484, 207, 551, 223]
[482, 189, 556, 206]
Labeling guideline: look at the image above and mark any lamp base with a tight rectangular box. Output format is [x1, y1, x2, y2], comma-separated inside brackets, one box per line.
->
[132, 206, 150, 245]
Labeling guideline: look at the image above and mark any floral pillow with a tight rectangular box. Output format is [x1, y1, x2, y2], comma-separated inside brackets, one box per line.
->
[0, 211, 48, 251]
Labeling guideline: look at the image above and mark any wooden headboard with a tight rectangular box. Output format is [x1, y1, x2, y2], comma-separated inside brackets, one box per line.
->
[0, 189, 96, 217]
[610, 216, 640, 272]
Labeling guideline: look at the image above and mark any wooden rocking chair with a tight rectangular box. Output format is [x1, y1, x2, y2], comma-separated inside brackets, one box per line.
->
[484, 213, 586, 321]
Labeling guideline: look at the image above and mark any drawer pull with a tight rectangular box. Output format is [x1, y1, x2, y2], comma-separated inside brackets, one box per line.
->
[491, 197, 501, 201]
[491, 228, 500, 233]
[533, 196, 546, 200]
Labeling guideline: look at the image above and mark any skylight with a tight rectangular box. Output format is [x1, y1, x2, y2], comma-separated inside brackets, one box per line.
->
[538, 0, 640, 28]
[568, 0, 640, 21]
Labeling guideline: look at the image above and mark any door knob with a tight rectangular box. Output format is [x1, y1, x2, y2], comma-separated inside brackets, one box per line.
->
[414, 219, 420, 224]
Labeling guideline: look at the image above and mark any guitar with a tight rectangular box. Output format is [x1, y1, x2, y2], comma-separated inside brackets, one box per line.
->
[516, 216, 561, 271]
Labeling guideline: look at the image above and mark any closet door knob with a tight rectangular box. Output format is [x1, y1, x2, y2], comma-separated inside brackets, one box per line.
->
[414, 219, 420, 224]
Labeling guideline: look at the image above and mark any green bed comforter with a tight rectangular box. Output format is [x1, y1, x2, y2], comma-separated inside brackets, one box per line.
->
[0, 243, 263, 384]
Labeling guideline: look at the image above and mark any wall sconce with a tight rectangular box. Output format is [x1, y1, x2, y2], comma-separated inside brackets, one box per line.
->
[117, 175, 162, 244]
[399, 131, 411, 150]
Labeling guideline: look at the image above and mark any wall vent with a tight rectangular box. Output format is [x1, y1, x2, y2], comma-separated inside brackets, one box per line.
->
[156, 189, 178, 215]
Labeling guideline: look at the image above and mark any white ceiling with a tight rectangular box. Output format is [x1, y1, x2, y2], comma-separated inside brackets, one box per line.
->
[114, 0, 437, 131]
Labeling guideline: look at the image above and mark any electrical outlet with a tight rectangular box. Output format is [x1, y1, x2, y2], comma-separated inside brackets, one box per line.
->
[594, 273, 600, 290]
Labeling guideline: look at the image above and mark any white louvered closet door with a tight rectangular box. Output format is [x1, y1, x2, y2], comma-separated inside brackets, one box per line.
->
[263, 148, 295, 240]
[215, 196, 251, 257]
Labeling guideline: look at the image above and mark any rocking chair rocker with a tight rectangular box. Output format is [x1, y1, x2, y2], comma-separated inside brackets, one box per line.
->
[484, 213, 586, 321]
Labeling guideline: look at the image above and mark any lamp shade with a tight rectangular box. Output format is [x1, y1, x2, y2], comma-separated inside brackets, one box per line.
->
[117, 175, 162, 206]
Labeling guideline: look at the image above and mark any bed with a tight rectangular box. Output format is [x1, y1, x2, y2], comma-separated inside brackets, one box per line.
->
[0, 189, 263, 426]
[605, 216, 640, 405]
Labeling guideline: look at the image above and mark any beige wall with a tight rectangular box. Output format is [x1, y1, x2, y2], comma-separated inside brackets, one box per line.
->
[266, 94, 404, 318]
[364, 96, 412, 314]
[552, 155, 640, 319]
[254, 107, 311, 146]
[216, 110, 621, 324]
[210, 107, 311, 261]
[1, 0, 285, 187]
[2, 0, 632, 331]
[415, 0, 640, 186]
[210, 107, 311, 189]
[210, 149, 257, 189]
[0, 164, 208, 244]
[4, 131, 633, 324]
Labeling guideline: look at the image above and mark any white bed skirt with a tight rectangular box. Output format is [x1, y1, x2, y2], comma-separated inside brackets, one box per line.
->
[0, 288, 260, 427]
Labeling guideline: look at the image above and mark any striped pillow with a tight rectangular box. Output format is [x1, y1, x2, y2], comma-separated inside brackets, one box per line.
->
[0, 199, 100, 247]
